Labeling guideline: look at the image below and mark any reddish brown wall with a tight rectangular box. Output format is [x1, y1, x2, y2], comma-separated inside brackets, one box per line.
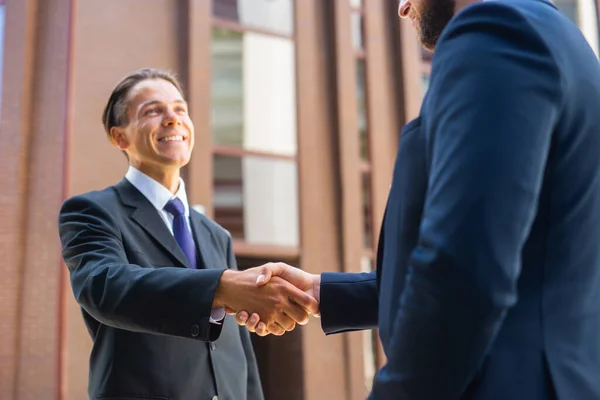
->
[0, 0, 74, 398]
[0, 0, 425, 399]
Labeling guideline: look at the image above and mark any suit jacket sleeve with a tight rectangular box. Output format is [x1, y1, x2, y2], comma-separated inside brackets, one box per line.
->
[370, 5, 563, 399]
[320, 271, 378, 334]
[222, 236, 265, 400]
[58, 195, 226, 342]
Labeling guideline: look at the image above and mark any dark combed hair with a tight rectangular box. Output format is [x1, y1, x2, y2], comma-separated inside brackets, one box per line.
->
[101, 68, 184, 136]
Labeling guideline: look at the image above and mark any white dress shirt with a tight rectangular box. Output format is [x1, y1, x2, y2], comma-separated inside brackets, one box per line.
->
[125, 166, 225, 323]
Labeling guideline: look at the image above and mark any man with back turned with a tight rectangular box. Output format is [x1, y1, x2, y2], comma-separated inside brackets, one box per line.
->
[237, 1, 600, 399]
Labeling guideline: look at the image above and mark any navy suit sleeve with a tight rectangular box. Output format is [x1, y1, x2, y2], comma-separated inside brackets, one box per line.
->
[320, 271, 378, 334]
[58, 195, 226, 341]
[371, 5, 563, 399]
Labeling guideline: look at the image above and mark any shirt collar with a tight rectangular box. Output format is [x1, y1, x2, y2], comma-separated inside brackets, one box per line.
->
[125, 166, 189, 217]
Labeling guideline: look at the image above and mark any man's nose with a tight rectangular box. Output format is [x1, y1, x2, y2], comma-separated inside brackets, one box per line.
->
[163, 109, 181, 126]
[398, 0, 410, 18]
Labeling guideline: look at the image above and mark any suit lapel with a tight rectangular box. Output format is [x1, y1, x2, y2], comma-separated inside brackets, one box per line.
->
[189, 211, 223, 270]
[114, 179, 191, 268]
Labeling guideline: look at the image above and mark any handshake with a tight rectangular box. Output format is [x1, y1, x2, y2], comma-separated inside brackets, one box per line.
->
[213, 263, 321, 336]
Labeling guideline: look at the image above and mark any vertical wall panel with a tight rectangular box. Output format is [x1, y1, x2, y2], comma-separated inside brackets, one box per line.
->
[295, 1, 348, 399]
[15, 1, 74, 398]
[0, 0, 74, 398]
[0, 0, 37, 397]
[396, 15, 422, 122]
[332, 0, 367, 398]
[363, 0, 406, 371]
[185, 0, 214, 217]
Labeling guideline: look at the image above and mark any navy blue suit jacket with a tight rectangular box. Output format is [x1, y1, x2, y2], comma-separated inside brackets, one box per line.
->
[320, 1, 600, 399]
[59, 180, 263, 400]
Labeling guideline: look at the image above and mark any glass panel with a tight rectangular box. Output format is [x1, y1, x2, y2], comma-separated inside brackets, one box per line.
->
[356, 59, 369, 160]
[211, 28, 298, 155]
[362, 172, 373, 249]
[422, 72, 430, 94]
[351, 12, 364, 50]
[555, 0, 599, 56]
[577, 0, 599, 56]
[213, 154, 300, 247]
[212, 0, 294, 36]
[555, 0, 578, 24]
[211, 29, 244, 147]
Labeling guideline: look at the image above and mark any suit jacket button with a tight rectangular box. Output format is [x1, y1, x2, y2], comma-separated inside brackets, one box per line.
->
[210, 342, 216, 351]
[191, 324, 200, 337]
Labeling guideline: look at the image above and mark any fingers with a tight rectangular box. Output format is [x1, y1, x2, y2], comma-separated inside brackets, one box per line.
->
[243, 313, 264, 332]
[256, 322, 268, 336]
[282, 302, 310, 326]
[283, 282, 320, 316]
[266, 322, 286, 336]
[241, 311, 294, 336]
[235, 311, 250, 325]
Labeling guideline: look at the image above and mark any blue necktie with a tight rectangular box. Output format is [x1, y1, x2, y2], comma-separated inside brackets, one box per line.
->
[164, 198, 197, 269]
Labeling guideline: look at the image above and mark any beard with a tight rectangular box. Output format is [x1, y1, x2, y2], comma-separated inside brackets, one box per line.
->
[417, 0, 455, 51]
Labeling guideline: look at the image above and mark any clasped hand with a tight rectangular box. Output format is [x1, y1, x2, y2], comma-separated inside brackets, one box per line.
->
[215, 262, 320, 336]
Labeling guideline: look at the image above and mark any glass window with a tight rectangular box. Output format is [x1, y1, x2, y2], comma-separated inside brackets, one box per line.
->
[213, 154, 300, 247]
[555, 0, 599, 56]
[577, 0, 599, 56]
[362, 172, 373, 249]
[421, 72, 430, 94]
[357, 59, 369, 160]
[351, 12, 364, 50]
[212, 0, 294, 36]
[211, 28, 297, 156]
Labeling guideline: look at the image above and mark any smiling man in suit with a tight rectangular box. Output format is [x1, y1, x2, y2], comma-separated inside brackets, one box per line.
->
[235, 0, 600, 399]
[58, 68, 319, 400]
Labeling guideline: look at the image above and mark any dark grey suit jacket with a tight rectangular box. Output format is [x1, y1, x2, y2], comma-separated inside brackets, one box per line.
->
[59, 179, 263, 400]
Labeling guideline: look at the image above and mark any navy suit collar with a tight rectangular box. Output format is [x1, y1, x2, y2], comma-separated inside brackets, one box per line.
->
[114, 179, 222, 270]
[114, 179, 191, 268]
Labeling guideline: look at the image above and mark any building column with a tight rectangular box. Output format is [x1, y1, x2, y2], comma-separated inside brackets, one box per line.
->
[0, 0, 75, 398]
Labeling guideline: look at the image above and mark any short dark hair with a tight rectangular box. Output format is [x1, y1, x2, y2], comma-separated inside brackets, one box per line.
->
[101, 68, 184, 137]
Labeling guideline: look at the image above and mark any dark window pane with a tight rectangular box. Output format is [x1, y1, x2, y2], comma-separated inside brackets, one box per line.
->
[212, 0, 294, 36]
[357, 59, 369, 160]
[362, 172, 373, 249]
[213, 154, 299, 246]
[213, 0, 239, 20]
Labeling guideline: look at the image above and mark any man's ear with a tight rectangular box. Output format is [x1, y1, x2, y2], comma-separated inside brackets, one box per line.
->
[109, 126, 129, 151]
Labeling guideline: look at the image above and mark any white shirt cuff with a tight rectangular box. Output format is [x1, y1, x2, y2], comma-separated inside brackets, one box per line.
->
[209, 307, 226, 324]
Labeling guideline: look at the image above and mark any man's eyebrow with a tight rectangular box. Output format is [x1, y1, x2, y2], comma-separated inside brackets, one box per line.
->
[139, 99, 188, 109]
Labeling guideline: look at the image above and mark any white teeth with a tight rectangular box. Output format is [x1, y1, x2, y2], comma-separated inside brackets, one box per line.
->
[160, 135, 183, 142]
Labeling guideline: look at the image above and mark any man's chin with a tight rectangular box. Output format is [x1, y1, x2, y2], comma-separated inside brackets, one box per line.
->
[155, 154, 192, 169]
[418, 32, 437, 52]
